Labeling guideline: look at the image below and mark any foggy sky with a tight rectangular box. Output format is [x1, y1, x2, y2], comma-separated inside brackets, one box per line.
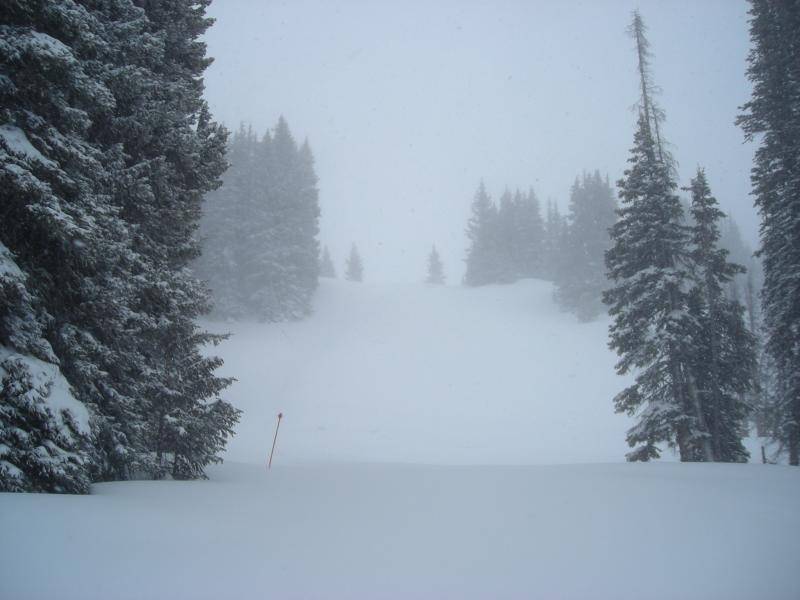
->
[203, 0, 756, 283]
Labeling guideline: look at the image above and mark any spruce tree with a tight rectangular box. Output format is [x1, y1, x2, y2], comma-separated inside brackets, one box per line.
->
[320, 246, 336, 278]
[738, 0, 800, 465]
[543, 200, 568, 282]
[195, 125, 257, 318]
[555, 171, 617, 320]
[1, 0, 239, 489]
[604, 12, 710, 462]
[426, 245, 446, 284]
[196, 118, 321, 322]
[0, 0, 157, 487]
[515, 188, 545, 279]
[0, 243, 91, 493]
[346, 244, 364, 282]
[495, 190, 518, 283]
[464, 182, 499, 286]
[103, 0, 238, 480]
[685, 168, 755, 462]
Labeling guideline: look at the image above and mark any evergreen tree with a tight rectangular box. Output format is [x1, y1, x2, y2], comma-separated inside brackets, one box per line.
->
[685, 168, 755, 462]
[543, 200, 568, 282]
[515, 188, 545, 279]
[426, 245, 446, 284]
[0, 0, 155, 487]
[103, 0, 238, 480]
[0, 243, 91, 493]
[195, 125, 257, 318]
[555, 171, 617, 320]
[464, 182, 500, 286]
[737, 0, 800, 465]
[604, 12, 710, 462]
[196, 118, 321, 322]
[495, 190, 518, 283]
[0, 0, 239, 489]
[346, 244, 364, 282]
[320, 246, 336, 278]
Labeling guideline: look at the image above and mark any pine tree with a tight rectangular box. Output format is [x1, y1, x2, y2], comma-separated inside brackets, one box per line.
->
[604, 12, 710, 462]
[543, 200, 568, 282]
[1, 0, 239, 489]
[320, 246, 336, 278]
[195, 125, 257, 318]
[515, 188, 545, 279]
[426, 245, 446, 284]
[685, 168, 755, 462]
[555, 171, 617, 320]
[0, 0, 158, 487]
[104, 0, 239, 480]
[0, 243, 91, 493]
[737, 0, 800, 465]
[196, 118, 321, 322]
[495, 190, 519, 283]
[346, 244, 364, 282]
[464, 182, 500, 286]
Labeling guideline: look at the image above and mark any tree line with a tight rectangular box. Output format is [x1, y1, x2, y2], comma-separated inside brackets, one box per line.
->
[194, 120, 321, 321]
[462, 174, 617, 321]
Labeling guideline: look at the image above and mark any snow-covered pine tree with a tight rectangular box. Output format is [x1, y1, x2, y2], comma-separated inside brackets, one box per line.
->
[195, 125, 257, 318]
[604, 11, 711, 462]
[1, 0, 239, 489]
[738, 0, 800, 465]
[345, 244, 364, 282]
[495, 190, 520, 283]
[605, 112, 706, 461]
[555, 171, 617, 321]
[685, 168, 755, 462]
[197, 118, 320, 322]
[463, 182, 500, 286]
[0, 0, 163, 487]
[253, 118, 320, 320]
[515, 188, 545, 279]
[294, 138, 322, 300]
[320, 246, 337, 278]
[111, 0, 238, 480]
[0, 243, 92, 493]
[719, 216, 760, 302]
[426, 245, 446, 284]
[542, 200, 568, 282]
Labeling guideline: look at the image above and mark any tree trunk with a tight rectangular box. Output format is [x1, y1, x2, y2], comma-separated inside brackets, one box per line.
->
[686, 370, 715, 462]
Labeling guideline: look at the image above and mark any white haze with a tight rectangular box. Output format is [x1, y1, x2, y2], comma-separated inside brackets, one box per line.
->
[203, 0, 756, 284]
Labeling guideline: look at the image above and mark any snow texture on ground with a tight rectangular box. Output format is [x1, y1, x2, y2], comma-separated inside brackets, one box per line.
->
[3, 279, 795, 599]
[213, 278, 633, 466]
[1, 462, 798, 600]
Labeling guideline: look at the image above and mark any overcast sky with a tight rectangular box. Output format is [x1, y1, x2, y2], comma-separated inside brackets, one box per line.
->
[203, 0, 756, 283]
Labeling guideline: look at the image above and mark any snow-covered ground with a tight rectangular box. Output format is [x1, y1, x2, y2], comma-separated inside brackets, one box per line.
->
[215, 278, 632, 466]
[2, 462, 798, 599]
[2, 279, 798, 599]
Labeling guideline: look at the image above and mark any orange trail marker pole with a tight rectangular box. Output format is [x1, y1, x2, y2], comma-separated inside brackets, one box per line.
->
[268, 412, 283, 469]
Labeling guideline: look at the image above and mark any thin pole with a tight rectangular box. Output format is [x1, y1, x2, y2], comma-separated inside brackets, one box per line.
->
[268, 412, 283, 469]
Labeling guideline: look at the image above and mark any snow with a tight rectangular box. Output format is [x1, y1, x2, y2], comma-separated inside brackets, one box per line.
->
[0, 346, 91, 435]
[0, 124, 55, 168]
[1, 462, 798, 599]
[212, 278, 633, 466]
[2, 279, 797, 598]
[26, 31, 72, 59]
[0, 241, 22, 278]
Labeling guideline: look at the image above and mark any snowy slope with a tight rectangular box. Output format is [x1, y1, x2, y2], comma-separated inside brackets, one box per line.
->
[3, 279, 797, 599]
[214, 278, 633, 466]
[2, 462, 798, 600]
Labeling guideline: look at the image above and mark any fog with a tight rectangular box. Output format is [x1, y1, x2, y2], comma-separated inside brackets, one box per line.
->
[204, 0, 756, 283]
[5, 2, 800, 595]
